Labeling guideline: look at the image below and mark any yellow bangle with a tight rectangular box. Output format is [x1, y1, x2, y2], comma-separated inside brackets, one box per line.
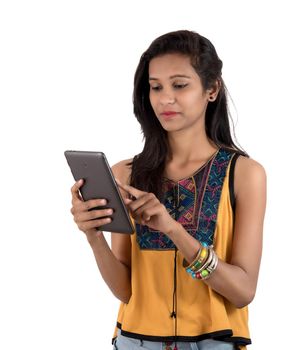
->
[186, 247, 208, 272]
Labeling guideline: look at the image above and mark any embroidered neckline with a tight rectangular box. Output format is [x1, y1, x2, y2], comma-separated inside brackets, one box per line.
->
[162, 147, 221, 184]
[135, 147, 234, 250]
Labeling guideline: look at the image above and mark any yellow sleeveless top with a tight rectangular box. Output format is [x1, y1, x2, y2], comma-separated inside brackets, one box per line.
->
[112, 148, 250, 350]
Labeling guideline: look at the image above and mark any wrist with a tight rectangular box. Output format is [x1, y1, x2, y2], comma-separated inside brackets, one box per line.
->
[166, 221, 182, 238]
[86, 230, 104, 247]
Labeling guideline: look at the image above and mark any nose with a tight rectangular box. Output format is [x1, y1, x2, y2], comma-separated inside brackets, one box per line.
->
[159, 90, 176, 105]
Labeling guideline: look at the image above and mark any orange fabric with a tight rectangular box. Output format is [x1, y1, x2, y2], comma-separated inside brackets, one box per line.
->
[112, 160, 250, 347]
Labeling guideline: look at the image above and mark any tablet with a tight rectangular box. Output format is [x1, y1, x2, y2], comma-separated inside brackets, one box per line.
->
[64, 150, 135, 234]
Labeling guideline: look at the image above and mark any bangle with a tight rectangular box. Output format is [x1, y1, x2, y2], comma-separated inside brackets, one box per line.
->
[197, 250, 219, 280]
[195, 248, 214, 273]
[185, 247, 208, 274]
[183, 247, 202, 268]
[185, 246, 219, 280]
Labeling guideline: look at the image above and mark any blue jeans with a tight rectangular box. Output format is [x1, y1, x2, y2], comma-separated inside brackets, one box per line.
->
[113, 329, 235, 350]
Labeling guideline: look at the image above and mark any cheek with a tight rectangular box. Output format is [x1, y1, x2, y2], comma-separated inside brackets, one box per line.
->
[183, 92, 207, 110]
[149, 92, 157, 110]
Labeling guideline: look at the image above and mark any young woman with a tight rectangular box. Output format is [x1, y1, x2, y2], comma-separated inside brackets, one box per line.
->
[70, 30, 267, 350]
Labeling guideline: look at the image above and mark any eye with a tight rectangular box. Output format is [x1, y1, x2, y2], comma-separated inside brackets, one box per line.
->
[150, 85, 162, 91]
[174, 83, 188, 89]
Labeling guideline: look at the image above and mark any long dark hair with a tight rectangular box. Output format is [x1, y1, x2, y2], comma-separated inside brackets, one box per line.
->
[128, 30, 249, 200]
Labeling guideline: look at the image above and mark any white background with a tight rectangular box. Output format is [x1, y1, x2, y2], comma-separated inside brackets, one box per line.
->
[0, 1, 295, 349]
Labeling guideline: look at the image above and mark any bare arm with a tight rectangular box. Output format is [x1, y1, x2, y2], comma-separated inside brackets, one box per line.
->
[87, 232, 131, 304]
[71, 159, 133, 304]
[167, 156, 267, 308]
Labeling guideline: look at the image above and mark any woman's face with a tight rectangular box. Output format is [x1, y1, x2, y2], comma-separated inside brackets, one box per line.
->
[148, 53, 214, 133]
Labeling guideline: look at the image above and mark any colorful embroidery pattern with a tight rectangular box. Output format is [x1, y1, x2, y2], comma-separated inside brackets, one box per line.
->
[135, 148, 234, 250]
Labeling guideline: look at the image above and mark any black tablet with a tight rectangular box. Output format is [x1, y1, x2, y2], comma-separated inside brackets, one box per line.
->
[64, 150, 135, 234]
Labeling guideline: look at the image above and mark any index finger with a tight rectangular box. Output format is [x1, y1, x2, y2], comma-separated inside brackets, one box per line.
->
[115, 180, 144, 200]
[71, 179, 84, 200]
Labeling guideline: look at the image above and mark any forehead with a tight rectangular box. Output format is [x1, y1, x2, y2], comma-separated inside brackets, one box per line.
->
[148, 53, 197, 78]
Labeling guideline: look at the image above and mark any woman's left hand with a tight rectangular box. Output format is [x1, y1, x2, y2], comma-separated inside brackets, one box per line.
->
[116, 179, 177, 235]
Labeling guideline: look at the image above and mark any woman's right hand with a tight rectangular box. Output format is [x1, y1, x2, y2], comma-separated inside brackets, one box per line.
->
[70, 179, 113, 241]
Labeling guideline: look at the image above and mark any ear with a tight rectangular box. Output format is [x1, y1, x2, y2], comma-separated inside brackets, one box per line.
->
[206, 79, 221, 102]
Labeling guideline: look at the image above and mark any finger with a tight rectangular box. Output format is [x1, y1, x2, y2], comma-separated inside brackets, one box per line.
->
[123, 198, 133, 205]
[83, 198, 108, 211]
[139, 202, 164, 223]
[72, 198, 107, 213]
[134, 197, 159, 219]
[115, 178, 122, 185]
[128, 193, 156, 213]
[116, 182, 145, 200]
[75, 208, 113, 223]
[116, 181, 131, 195]
[129, 198, 158, 225]
[72, 192, 83, 206]
[79, 217, 112, 232]
[71, 179, 84, 200]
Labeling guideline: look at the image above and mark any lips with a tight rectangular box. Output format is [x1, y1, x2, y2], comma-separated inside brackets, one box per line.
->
[161, 111, 179, 116]
[160, 111, 180, 120]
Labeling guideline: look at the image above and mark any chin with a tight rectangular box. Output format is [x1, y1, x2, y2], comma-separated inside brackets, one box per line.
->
[162, 125, 184, 133]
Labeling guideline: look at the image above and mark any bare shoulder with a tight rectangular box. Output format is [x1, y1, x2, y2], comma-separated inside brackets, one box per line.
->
[111, 158, 133, 186]
[234, 155, 267, 199]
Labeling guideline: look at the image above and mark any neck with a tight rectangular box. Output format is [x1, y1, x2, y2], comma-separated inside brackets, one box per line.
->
[166, 123, 218, 163]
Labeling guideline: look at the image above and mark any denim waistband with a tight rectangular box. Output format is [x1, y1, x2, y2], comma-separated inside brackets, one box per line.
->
[113, 329, 236, 350]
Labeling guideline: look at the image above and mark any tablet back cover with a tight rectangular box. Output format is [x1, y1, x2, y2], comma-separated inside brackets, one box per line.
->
[65, 150, 134, 234]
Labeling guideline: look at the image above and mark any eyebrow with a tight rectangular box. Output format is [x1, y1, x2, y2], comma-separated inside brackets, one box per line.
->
[149, 74, 191, 81]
